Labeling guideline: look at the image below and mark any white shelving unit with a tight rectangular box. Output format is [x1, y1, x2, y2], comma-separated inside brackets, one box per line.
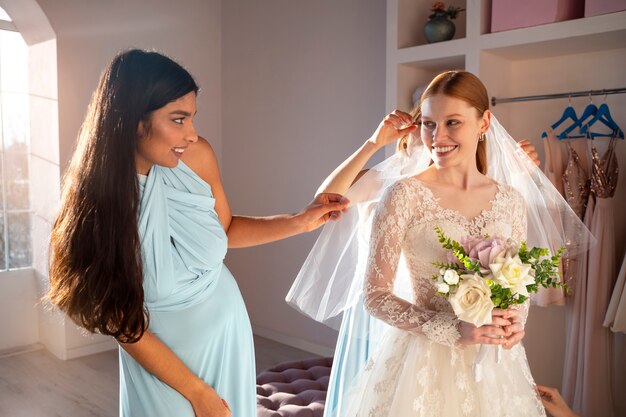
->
[387, 0, 626, 118]
[386, 0, 626, 389]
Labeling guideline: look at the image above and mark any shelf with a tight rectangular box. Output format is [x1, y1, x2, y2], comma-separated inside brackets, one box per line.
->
[391, 9, 626, 64]
[478, 10, 626, 60]
[396, 0, 467, 49]
[387, 0, 626, 123]
[395, 38, 468, 65]
[399, 55, 465, 72]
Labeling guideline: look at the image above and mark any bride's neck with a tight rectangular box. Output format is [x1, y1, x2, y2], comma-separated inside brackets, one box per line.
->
[427, 165, 485, 190]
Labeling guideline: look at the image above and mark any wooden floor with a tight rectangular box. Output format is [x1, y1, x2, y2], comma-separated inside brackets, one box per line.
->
[0, 336, 320, 417]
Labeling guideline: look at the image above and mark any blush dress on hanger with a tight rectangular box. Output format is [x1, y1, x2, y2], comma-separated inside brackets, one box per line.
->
[562, 136, 619, 417]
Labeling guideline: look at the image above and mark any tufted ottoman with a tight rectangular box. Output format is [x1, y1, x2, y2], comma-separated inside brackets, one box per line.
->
[256, 357, 333, 417]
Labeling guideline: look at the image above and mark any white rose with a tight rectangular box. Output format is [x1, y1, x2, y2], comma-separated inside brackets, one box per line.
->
[443, 269, 460, 285]
[449, 274, 493, 327]
[489, 255, 535, 296]
[437, 282, 450, 294]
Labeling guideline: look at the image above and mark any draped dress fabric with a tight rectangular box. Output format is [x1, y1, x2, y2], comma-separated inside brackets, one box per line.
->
[605, 251, 626, 332]
[537, 130, 567, 305]
[563, 137, 619, 417]
[605, 249, 626, 417]
[327, 178, 545, 417]
[119, 161, 256, 417]
[559, 140, 591, 290]
[543, 129, 566, 196]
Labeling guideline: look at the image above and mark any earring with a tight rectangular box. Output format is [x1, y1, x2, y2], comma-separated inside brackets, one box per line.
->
[478, 132, 486, 142]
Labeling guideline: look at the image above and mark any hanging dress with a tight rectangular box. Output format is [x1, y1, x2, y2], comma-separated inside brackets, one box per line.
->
[119, 161, 256, 417]
[536, 130, 567, 305]
[561, 139, 590, 300]
[605, 251, 626, 333]
[542, 129, 566, 196]
[605, 249, 626, 417]
[563, 136, 619, 417]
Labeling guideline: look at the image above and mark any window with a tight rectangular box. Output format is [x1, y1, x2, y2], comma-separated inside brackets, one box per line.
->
[0, 7, 32, 270]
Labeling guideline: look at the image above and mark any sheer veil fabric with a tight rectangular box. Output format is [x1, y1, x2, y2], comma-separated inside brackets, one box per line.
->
[286, 116, 595, 416]
[286, 116, 594, 326]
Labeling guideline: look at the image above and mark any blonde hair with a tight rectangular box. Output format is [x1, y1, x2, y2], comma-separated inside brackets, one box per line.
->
[420, 70, 489, 174]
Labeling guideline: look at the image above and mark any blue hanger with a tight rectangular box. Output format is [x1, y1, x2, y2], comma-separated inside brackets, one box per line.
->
[557, 99, 598, 140]
[580, 102, 624, 139]
[542, 101, 578, 139]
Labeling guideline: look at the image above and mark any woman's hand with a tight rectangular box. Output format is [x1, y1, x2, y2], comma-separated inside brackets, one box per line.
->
[497, 307, 526, 350]
[536, 384, 579, 417]
[295, 193, 350, 232]
[457, 310, 512, 345]
[488, 308, 526, 349]
[188, 381, 232, 417]
[368, 110, 418, 149]
[518, 139, 540, 166]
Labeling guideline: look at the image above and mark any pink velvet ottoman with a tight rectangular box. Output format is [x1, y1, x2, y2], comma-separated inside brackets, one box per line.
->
[256, 357, 333, 417]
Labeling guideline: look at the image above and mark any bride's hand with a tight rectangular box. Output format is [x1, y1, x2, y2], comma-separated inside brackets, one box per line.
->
[457, 312, 512, 345]
[497, 308, 526, 350]
[367, 109, 418, 149]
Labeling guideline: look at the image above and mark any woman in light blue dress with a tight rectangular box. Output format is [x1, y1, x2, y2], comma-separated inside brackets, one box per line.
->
[48, 49, 348, 417]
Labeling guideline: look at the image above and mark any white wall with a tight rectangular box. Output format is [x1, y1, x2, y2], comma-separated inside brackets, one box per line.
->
[0, 269, 38, 351]
[35, 0, 223, 168]
[222, 0, 387, 352]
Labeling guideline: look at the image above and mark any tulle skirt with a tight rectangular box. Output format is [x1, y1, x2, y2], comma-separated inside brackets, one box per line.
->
[338, 327, 546, 417]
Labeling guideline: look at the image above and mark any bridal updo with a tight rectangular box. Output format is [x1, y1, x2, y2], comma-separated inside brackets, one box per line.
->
[420, 70, 490, 174]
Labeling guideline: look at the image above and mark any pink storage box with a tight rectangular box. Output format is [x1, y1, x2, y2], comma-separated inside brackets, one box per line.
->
[585, 0, 626, 17]
[491, 0, 585, 32]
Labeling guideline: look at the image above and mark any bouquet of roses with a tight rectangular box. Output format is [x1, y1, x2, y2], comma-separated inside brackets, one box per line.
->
[431, 226, 565, 381]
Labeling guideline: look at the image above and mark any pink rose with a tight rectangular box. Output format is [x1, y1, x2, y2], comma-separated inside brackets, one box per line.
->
[461, 236, 511, 270]
[431, 1, 446, 11]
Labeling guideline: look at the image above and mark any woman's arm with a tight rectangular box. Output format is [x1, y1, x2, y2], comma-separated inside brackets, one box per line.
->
[317, 110, 418, 195]
[182, 138, 349, 249]
[226, 192, 348, 248]
[119, 330, 231, 417]
[316, 140, 380, 195]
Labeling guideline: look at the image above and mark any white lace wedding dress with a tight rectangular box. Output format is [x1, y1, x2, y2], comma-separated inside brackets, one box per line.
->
[337, 177, 546, 417]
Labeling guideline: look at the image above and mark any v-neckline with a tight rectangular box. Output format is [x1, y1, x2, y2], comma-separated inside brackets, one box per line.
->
[408, 177, 504, 225]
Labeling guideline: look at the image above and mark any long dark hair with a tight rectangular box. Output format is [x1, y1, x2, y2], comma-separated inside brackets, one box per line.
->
[48, 49, 199, 343]
[421, 70, 490, 174]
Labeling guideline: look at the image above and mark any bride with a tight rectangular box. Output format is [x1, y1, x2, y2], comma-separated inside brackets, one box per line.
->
[287, 71, 590, 416]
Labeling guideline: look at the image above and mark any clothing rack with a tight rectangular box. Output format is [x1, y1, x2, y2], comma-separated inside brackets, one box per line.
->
[491, 87, 626, 106]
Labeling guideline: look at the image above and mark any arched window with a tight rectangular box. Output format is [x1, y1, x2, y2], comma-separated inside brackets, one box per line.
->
[0, 6, 31, 270]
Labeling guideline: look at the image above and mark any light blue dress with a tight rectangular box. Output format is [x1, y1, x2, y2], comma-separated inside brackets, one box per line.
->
[119, 161, 256, 417]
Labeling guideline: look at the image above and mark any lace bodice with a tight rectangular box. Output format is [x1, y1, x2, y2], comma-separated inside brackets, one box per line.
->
[363, 178, 528, 347]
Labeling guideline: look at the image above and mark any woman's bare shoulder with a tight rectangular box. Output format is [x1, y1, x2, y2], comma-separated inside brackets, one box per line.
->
[181, 136, 221, 186]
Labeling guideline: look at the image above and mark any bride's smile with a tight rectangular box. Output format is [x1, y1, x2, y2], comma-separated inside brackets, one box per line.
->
[420, 94, 490, 173]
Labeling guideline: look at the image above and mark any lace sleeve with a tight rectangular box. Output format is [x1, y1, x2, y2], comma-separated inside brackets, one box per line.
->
[363, 181, 460, 347]
[510, 188, 529, 325]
